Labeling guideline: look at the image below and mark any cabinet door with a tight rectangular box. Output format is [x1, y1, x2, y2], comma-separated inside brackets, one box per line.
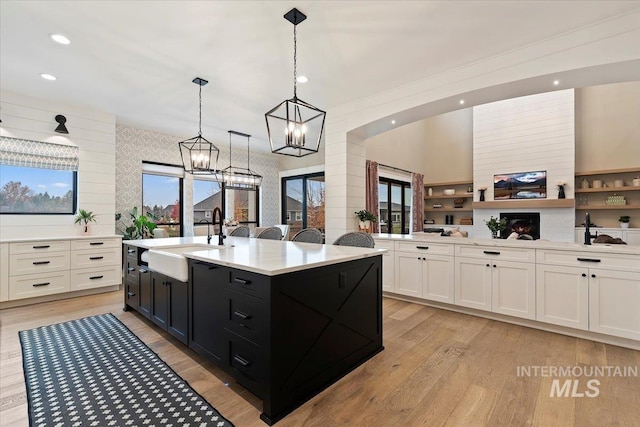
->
[167, 278, 189, 345]
[536, 264, 588, 330]
[150, 272, 169, 329]
[138, 268, 152, 319]
[455, 257, 491, 311]
[422, 255, 454, 304]
[189, 261, 228, 362]
[382, 251, 395, 293]
[589, 269, 640, 340]
[125, 278, 139, 310]
[623, 230, 640, 245]
[394, 252, 423, 297]
[491, 260, 536, 320]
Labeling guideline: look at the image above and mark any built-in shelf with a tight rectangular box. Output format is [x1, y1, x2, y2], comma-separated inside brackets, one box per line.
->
[425, 194, 474, 200]
[473, 199, 575, 209]
[424, 179, 472, 187]
[575, 205, 638, 210]
[575, 186, 640, 193]
[424, 208, 473, 212]
[575, 167, 640, 176]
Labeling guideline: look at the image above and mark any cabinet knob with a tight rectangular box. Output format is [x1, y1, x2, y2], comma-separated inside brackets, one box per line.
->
[591, 274, 596, 278]
[493, 264, 497, 268]
[486, 263, 490, 267]
[581, 273, 587, 277]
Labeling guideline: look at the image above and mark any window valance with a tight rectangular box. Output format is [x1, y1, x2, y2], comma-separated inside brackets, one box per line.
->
[0, 136, 79, 171]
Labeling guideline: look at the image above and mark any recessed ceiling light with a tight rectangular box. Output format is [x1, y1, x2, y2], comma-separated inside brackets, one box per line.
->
[50, 34, 70, 45]
[40, 73, 57, 81]
[459, 99, 465, 105]
[391, 120, 396, 125]
[296, 75, 308, 83]
[553, 80, 560, 86]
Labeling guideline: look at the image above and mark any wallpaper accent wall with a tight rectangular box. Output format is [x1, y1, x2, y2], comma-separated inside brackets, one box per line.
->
[115, 125, 279, 236]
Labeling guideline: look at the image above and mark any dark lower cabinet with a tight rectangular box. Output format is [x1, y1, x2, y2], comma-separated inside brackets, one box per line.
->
[138, 267, 151, 319]
[151, 271, 188, 345]
[189, 261, 228, 362]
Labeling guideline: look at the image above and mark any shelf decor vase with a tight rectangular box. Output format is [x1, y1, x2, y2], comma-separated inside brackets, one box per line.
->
[491, 230, 498, 239]
[479, 189, 486, 202]
[620, 222, 629, 229]
[558, 185, 566, 199]
[359, 220, 371, 233]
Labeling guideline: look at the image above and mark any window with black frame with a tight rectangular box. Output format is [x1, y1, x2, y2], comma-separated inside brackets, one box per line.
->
[193, 179, 259, 233]
[282, 173, 325, 240]
[142, 164, 183, 237]
[378, 177, 411, 234]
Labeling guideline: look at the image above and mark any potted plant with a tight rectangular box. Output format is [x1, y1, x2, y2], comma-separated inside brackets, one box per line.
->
[619, 215, 630, 229]
[116, 207, 157, 239]
[485, 215, 507, 238]
[74, 209, 96, 235]
[355, 210, 377, 232]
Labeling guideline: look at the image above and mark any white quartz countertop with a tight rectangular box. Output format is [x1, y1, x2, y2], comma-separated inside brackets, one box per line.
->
[123, 236, 386, 276]
[0, 235, 122, 244]
[373, 233, 640, 255]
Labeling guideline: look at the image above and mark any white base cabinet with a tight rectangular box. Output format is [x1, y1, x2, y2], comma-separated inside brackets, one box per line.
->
[454, 257, 492, 311]
[589, 268, 640, 340]
[376, 240, 396, 292]
[536, 264, 589, 330]
[491, 260, 536, 320]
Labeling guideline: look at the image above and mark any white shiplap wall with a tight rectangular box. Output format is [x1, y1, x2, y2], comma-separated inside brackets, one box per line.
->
[472, 89, 575, 241]
[0, 91, 116, 239]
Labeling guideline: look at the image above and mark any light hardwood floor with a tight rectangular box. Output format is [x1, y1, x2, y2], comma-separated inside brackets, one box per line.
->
[1, 291, 639, 426]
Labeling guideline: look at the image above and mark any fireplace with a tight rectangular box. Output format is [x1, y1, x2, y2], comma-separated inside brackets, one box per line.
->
[500, 212, 540, 240]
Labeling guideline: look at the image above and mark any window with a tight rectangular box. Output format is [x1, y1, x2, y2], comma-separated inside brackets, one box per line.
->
[0, 165, 77, 214]
[226, 188, 259, 227]
[1, 137, 79, 215]
[282, 173, 325, 239]
[193, 179, 259, 230]
[193, 179, 223, 223]
[379, 177, 411, 234]
[142, 172, 183, 237]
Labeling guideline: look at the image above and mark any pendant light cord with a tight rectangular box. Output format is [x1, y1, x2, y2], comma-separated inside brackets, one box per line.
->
[293, 23, 297, 100]
[198, 83, 202, 137]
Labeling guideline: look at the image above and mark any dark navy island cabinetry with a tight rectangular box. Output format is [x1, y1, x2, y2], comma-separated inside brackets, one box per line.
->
[123, 241, 383, 425]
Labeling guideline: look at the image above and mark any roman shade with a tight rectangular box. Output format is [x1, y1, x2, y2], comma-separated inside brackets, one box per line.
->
[0, 136, 79, 171]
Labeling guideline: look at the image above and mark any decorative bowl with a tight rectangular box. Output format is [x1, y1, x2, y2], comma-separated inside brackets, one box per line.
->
[443, 189, 455, 196]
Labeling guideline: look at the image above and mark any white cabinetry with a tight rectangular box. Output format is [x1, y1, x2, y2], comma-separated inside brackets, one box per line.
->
[574, 227, 640, 244]
[537, 250, 640, 340]
[5, 237, 121, 301]
[1, 243, 9, 302]
[375, 240, 395, 292]
[394, 242, 454, 303]
[455, 246, 536, 319]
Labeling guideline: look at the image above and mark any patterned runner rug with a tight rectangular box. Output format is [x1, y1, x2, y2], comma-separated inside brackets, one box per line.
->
[19, 313, 234, 427]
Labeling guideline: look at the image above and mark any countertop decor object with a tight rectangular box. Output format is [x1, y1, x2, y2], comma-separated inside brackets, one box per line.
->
[74, 209, 96, 235]
[178, 77, 221, 176]
[619, 215, 630, 229]
[266, 8, 326, 157]
[485, 215, 507, 238]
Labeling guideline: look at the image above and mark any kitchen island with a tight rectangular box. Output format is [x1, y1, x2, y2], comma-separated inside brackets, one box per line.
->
[122, 236, 385, 425]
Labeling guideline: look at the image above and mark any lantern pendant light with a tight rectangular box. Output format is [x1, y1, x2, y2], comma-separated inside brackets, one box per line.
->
[178, 77, 221, 175]
[265, 8, 326, 157]
[221, 130, 263, 191]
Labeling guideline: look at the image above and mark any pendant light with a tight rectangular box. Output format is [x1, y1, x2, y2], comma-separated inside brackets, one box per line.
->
[178, 77, 221, 175]
[265, 8, 326, 157]
[221, 130, 263, 191]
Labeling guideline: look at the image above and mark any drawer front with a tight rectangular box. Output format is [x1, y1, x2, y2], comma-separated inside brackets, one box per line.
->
[71, 265, 121, 291]
[71, 238, 120, 251]
[71, 247, 120, 269]
[229, 270, 268, 299]
[125, 258, 138, 284]
[226, 331, 265, 397]
[9, 271, 71, 300]
[455, 245, 535, 262]
[396, 241, 454, 256]
[10, 240, 70, 255]
[226, 290, 266, 346]
[10, 252, 70, 276]
[536, 250, 640, 271]
[373, 240, 395, 250]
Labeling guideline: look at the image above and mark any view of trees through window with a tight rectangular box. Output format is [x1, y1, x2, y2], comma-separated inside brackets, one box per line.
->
[0, 165, 76, 214]
[142, 173, 182, 237]
[282, 173, 325, 240]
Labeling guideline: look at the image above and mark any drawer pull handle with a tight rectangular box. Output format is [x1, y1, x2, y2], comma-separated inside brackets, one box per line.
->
[90, 275, 104, 280]
[139, 268, 148, 274]
[127, 249, 135, 253]
[32, 282, 50, 287]
[33, 245, 50, 249]
[33, 261, 50, 265]
[90, 256, 104, 260]
[234, 310, 252, 320]
[233, 355, 251, 367]
[127, 291, 136, 297]
[195, 261, 218, 269]
[234, 278, 251, 285]
[127, 267, 136, 272]
[483, 251, 501, 255]
[90, 242, 104, 246]
[416, 246, 429, 250]
[577, 257, 601, 263]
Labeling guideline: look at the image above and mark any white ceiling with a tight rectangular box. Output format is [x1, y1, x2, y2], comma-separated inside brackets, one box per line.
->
[2, 1, 639, 152]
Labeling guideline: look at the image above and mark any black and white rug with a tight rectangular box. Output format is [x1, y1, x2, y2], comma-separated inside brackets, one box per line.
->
[19, 313, 234, 427]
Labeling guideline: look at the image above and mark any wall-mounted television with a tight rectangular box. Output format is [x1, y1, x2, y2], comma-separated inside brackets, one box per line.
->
[493, 170, 547, 199]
